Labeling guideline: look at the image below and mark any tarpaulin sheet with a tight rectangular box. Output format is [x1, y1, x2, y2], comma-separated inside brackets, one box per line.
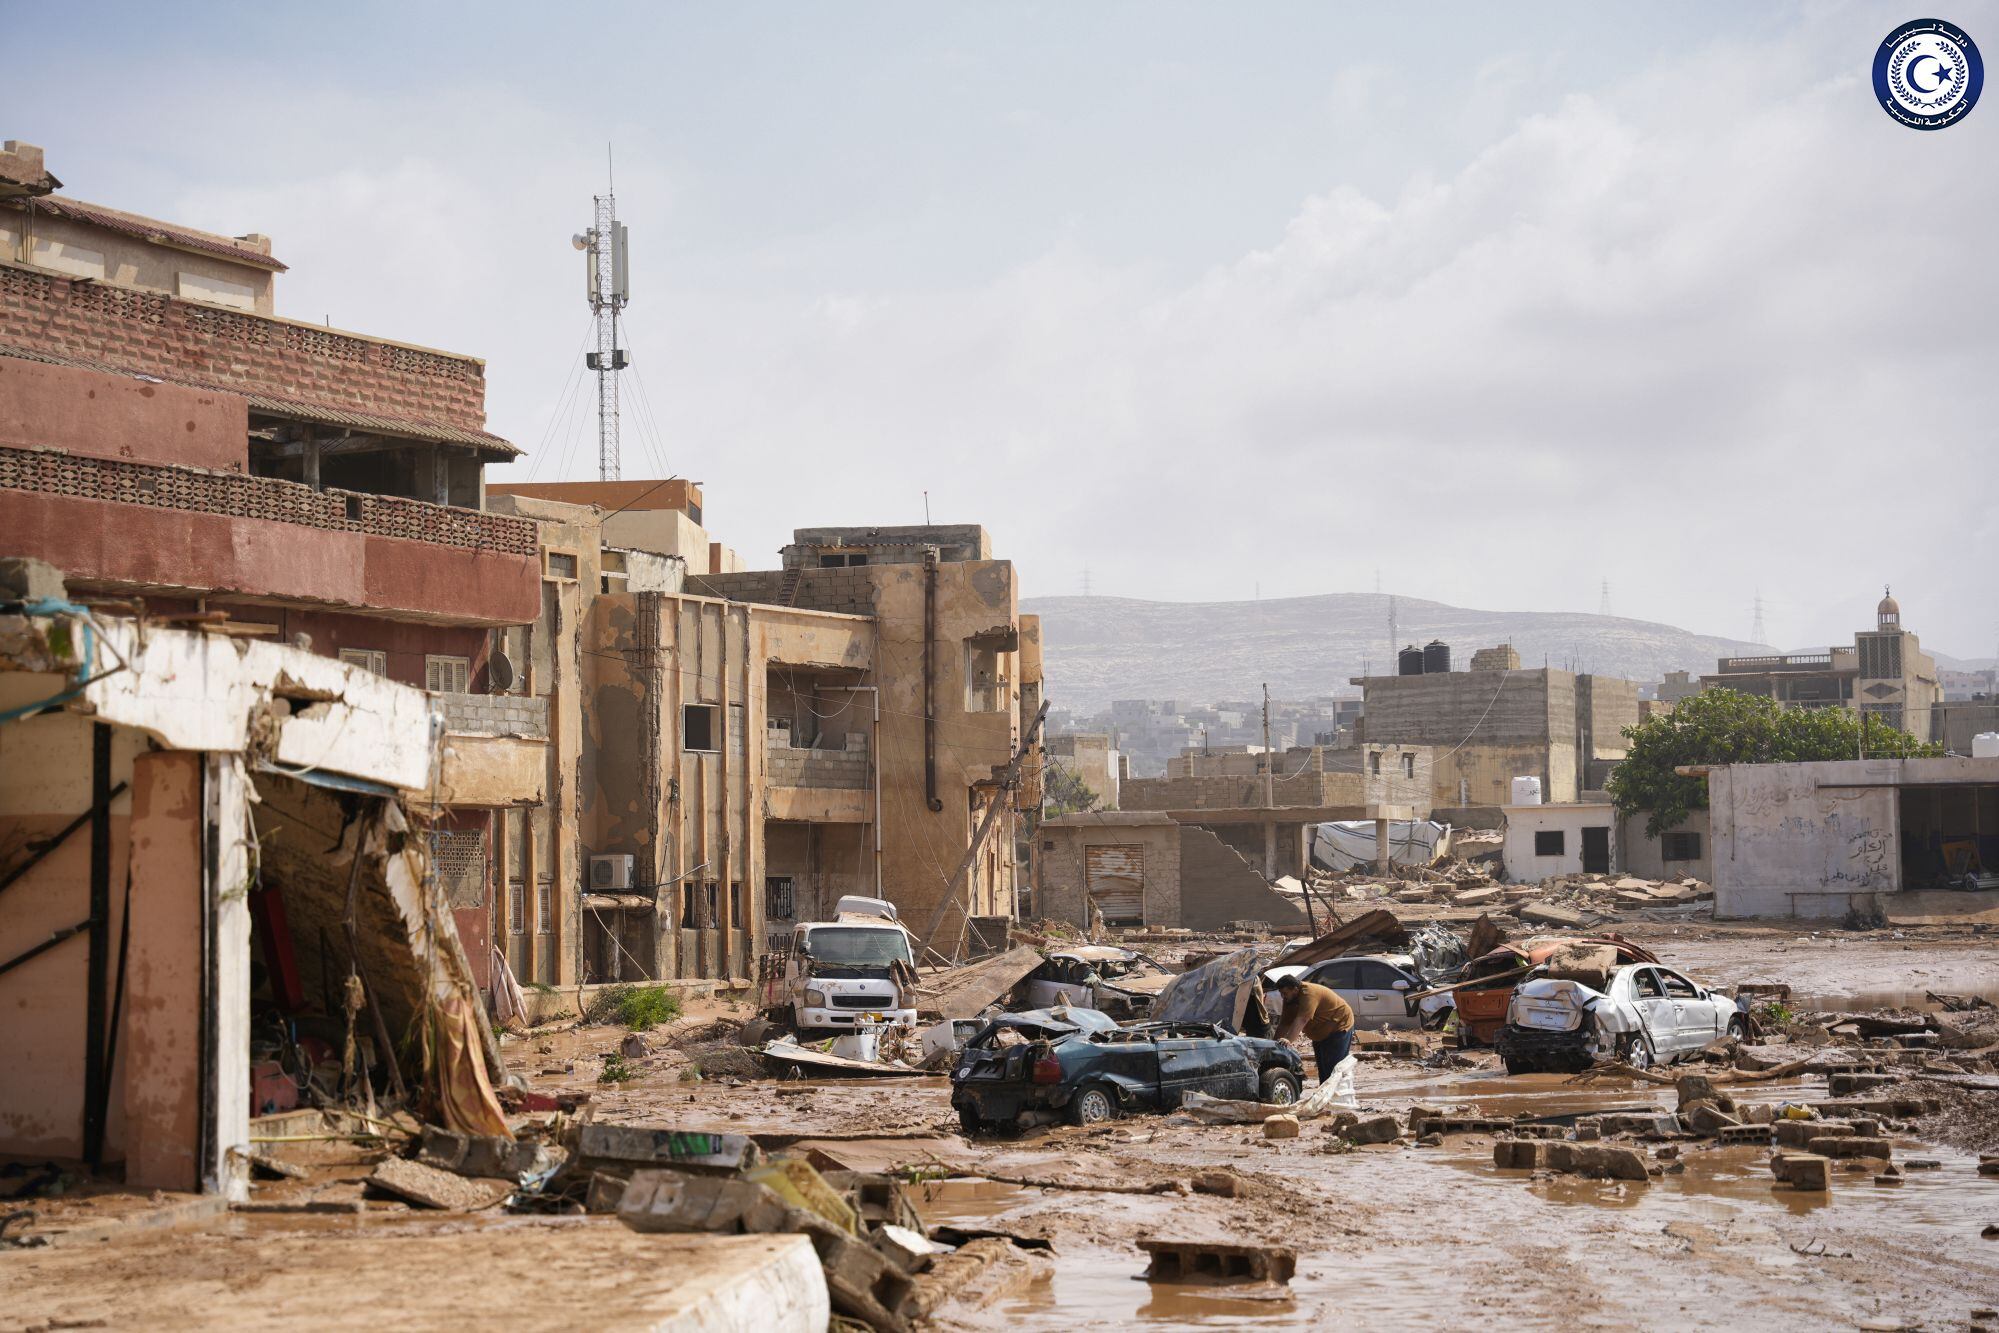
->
[1310, 819, 1450, 871]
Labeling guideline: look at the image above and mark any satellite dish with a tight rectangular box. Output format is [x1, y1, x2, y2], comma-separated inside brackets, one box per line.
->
[489, 650, 517, 692]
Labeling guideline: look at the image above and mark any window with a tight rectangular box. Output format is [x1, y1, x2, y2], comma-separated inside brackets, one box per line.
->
[963, 642, 1005, 712]
[339, 648, 388, 676]
[765, 877, 795, 920]
[817, 552, 870, 567]
[1534, 830, 1566, 857]
[1660, 970, 1700, 998]
[679, 883, 697, 929]
[1633, 969, 1663, 998]
[1662, 830, 1702, 862]
[536, 876, 553, 935]
[730, 883, 744, 929]
[425, 655, 471, 693]
[345, 495, 364, 521]
[1311, 961, 1360, 989]
[507, 879, 525, 936]
[683, 704, 718, 752]
[1369, 752, 1382, 776]
[704, 883, 720, 928]
[1400, 752, 1415, 779]
[1357, 961, 1406, 990]
[545, 550, 579, 580]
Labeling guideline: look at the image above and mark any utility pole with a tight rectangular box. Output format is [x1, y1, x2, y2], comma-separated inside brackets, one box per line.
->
[575, 158, 630, 481]
[1751, 591, 1768, 646]
[1262, 682, 1277, 878]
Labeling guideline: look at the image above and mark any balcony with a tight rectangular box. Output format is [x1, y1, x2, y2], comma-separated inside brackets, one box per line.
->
[0, 445, 540, 626]
[425, 692, 549, 811]
[763, 733, 873, 823]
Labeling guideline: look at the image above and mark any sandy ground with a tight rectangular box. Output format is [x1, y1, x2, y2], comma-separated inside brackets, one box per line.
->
[5, 929, 1998, 1331]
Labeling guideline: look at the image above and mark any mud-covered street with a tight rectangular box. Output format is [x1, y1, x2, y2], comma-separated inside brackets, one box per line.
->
[12, 924, 1997, 1331]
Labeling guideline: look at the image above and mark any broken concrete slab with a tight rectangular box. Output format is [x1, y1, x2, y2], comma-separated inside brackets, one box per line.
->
[1545, 1142, 1650, 1182]
[1339, 1114, 1402, 1145]
[618, 1171, 799, 1236]
[912, 946, 1045, 1020]
[1806, 1136, 1891, 1161]
[366, 1157, 513, 1211]
[1771, 1152, 1833, 1191]
[417, 1126, 551, 1180]
[573, 1124, 762, 1174]
[1518, 904, 1591, 929]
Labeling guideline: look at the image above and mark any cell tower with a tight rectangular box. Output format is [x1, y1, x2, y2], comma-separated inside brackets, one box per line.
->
[1598, 580, 1613, 617]
[1387, 594, 1398, 665]
[573, 171, 630, 481]
[1751, 590, 1768, 644]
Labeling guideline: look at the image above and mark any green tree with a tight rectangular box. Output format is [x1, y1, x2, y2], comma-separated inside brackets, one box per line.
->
[1608, 691, 1938, 837]
[1042, 761, 1101, 817]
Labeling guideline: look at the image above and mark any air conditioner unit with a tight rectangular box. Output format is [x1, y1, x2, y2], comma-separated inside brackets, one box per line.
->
[590, 854, 635, 891]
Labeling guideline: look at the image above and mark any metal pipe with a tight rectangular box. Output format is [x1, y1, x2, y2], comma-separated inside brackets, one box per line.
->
[830, 686, 884, 896]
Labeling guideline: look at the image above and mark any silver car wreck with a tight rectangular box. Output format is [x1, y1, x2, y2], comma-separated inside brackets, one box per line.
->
[1495, 963, 1748, 1074]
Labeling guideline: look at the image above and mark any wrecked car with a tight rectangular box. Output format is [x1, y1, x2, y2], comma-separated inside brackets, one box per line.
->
[1019, 946, 1175, 1020]
[1263, 953, 1454, 1031]
[1495, 962, 1747, 1074]
[1450, 937, 1659, 1047]
[950, 1014, 1302, 1133]
[762, 896, 919, 1034]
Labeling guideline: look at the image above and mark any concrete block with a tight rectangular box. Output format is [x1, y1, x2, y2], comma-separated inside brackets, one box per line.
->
[1829, 1072, 1898, 1097]
[1806, 1135, 1890, 1160]
[1775, 1119, 1853, 1149]
[1262, 1114, 1301, 1140]
[1771, 1152, 1833, 1191]
[575, 1124, 760, 1173]
[1543, 1142, 1649, 1181]
[1680, 1101, 1742, 1137]
[1494, 1139, 1546, 1169]
[1191, 1170, 1248, 1198]
[1717, 1124, 1771, 1146]
[1341, 1114, 1402, 1145]
[1139, 1239, 1297, 1286]
[617, 1170, 796, 1235]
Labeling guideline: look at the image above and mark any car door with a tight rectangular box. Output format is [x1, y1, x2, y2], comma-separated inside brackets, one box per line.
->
[1626, 967, 1678, 1057]
[1155, 1028, 1256, 1106]
[1304, 960, 1362, 1026]
[1656, 968, 1717, 1052]
[1352, 960, 1418, 1029]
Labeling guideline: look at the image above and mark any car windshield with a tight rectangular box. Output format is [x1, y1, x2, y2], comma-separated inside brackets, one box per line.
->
[801, 926, 911, 968]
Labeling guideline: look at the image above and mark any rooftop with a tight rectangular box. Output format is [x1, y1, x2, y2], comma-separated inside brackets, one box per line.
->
[8, 194, 286, 271]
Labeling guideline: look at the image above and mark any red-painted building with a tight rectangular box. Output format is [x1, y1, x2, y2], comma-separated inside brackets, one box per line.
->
[0, 140, 543, 988]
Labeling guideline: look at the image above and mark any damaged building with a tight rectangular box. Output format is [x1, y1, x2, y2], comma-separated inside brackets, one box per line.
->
[1, 583, 507, 1200]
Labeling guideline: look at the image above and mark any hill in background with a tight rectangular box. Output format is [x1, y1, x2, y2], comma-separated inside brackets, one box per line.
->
[1024, 592, 1771, 713]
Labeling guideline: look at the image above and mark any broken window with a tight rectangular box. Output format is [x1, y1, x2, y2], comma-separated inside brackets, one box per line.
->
[1400, 752, 1415, 779]
[1533, 830, 1565, 856]
[424, 655, 471, 694]
[703, 883, 720, 929]
[683, 704, 718, 752]
[545, 550, 579, 580]
[680, 883, 697, 929]
[729, 882, 743, 929]
[963, 641, 1005, 712]
[1369, 752, 1382, 776]
[1662, 830, 1702, 862]
[765, 876, 794, 920]
[339, 648, 388, 676]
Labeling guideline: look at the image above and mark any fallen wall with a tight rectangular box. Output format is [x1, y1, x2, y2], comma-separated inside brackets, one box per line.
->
[1178, 827, 1307, 932]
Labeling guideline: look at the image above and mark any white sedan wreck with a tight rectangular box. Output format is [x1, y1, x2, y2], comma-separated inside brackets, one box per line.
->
[1495, 963, 1748, 1074]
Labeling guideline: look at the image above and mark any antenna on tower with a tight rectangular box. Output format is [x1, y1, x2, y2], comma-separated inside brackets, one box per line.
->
[1598, 580, 1612, 617]
[1751, 590, 1768, 645]
[1387, 594, 1398, 665]
[574, 150, 630, 481]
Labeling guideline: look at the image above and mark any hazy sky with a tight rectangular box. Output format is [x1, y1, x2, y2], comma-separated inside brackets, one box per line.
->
[15, 2, 1996, 659]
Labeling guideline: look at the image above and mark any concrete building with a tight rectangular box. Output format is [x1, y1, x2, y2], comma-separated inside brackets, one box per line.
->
[1034, 812, 1307, 932]
[0, 144, 545, 992]
[1933, 695, 1999, 755]
[1706, 756, 1999, 917]
[1352, 648, 1640, 806]
[1618, 809, 1713, 883]
[687, 524, 1038, 951]
[1043, 732, 1121, 810]
[1120, 743, 1432, 879]
[1701, 591, 1942, 741]
[1502, 802, 1618, 881]
[1657, 670, 1703, 705]
[487, 478, 742, 575]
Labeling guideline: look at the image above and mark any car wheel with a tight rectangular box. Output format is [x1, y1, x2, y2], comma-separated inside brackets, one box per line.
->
[1726, 1015, 1748, 1041]
[1260, 1068, 1300, 1106]
[956, 1105, 985, 1137]
[1066, 1083, 1117, 1126]
[1501, 1054, 1533, 1075]
[1618, 1032, 1656, 1070]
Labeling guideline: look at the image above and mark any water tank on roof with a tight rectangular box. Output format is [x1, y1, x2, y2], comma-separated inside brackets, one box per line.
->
[1397, 645, 1425, 676]
[1974, 733, 1999, 759]
[1423, 640, 1451, 674]
[1511, 776, 1543, 805]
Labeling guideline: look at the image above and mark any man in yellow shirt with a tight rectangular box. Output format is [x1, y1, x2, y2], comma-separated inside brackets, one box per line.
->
[1272, 974, 1356, 1083]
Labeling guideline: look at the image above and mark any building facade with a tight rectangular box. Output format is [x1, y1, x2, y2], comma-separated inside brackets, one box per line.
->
[1701, 591, 1942, 740]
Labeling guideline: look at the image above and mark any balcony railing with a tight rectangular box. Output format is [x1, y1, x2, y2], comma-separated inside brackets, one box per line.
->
[434, 691, 549, 738]
[0, 445, 537, 556]
[1713, 653, 1835, 673]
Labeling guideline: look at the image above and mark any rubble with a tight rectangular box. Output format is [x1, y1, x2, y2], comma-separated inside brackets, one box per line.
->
[1138, 1239, 1297, 1287]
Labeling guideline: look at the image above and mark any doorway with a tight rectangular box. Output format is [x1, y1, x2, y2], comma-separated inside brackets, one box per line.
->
[1581, 826, 1611, 875]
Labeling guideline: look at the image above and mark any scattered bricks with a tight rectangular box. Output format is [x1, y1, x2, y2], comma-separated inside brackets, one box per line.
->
[1829, 1072, 1898, 1097]
[1738, 1103, 1776, 1125]
[1508, 1123, 1565, 1139]
[1262, 1115, 1301, 1140]
[820, 1170, 925, 1234]
[1874, 1173, 1904, 1186]
[1807, 1136, 1891, 1161]
[1600, 1113, 1681, 1138]
[1494, 1140, 1547, 1170]
[1341, 1115, 1403, 1146]
[584, 1172, 628, 1215]
[1677, 1075, 1733, 1112]
[1519, 904, 1589, 929]
[1770, 1152, 1833, 1192]
[873, 1224, 938, 1276]
[1542, 1142, 1650, 1182]
[365, 1157, 513, 1211]
[1454, 887, 1503, 907]
[1416, 1133, 1443, 1147]
[1191, 1170, 1248, 1198]
[1776, 1120, 1852, 1149]
[1139, 1239, 1297, 1287]
[808, 1225, 918, 1332]
[1681, 1101, 1742, 1137]
[1354, 1035, 1423, 1060]
[1574, 1122, 1603, 1142]
[1905, 1159, 1943, 1170]
[1717, 1125, 1773, 1147]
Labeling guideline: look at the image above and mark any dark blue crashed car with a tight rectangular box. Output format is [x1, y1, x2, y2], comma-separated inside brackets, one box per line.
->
[950, 1012, 1303, 1134]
